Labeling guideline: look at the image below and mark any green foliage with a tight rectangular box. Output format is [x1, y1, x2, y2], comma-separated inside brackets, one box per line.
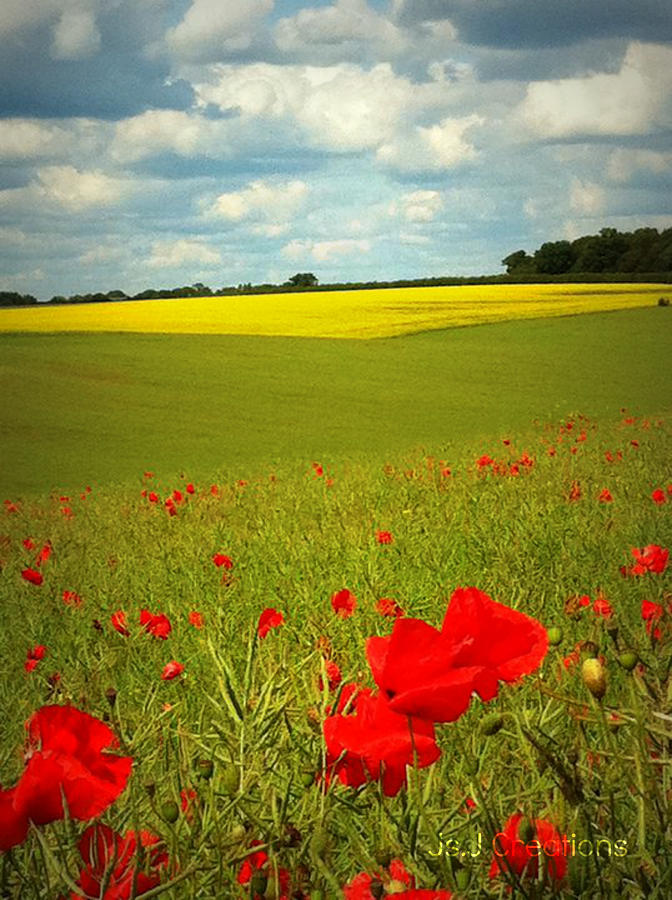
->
[0, 291, 37, 306]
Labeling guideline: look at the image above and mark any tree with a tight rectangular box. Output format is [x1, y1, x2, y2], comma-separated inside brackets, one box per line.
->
[501, 250, 535, 274]
[533, 241, 575, 274]
[286, 273, 318, 288]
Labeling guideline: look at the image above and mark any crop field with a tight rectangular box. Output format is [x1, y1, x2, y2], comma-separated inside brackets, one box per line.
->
[1, 410, 671, 898]
[0, 283, 668, 339]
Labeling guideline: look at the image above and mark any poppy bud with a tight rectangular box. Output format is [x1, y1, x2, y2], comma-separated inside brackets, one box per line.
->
[229, 823, 246, 842]
[518, 817, 535, 844]
[582, 641, 599, 658]
[301, 769, 316, 788]
[618, 651, 638, 671]
[160, 800, 179, 824]
[196, 758, 214, 780]
[480, 713, 504, 736]
[220, 764, 239, 796]
[144, 780, 156, 798]
[105, 687, 117, 707]
[547, 626, 563, 646]
[250, 871, 268, 896]
[582, 658, 607, 700]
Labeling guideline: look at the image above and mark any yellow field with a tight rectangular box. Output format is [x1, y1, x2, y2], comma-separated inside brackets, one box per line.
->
[0, 283, 667, 339]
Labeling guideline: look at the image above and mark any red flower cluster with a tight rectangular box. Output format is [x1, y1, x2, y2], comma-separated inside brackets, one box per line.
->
[0, 706, 132, 852]
[67, 823, 167, 899]
[140, 609, 172, 640]
[161, 661, 184, 681]
[366, 587, 548, 723]
[25, 645, 46, 673]
[257, 607, 285, 639]
[622, 545, 669, 576]
[331, 588, 357, 618]
[375, 530, 393, 545]
[212, 552, 233, 569]
[376, 597, 405, 618]
[63, 590, 83, 607]
[344, 858, 452, 899]
[237, 840, 292, 899]
[490, 813, 567, 883]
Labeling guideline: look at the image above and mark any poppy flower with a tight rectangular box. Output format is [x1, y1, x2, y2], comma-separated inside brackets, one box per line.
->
[68, 823, 167, 899]
[10, 705, 132, 829]
[568, 482, 581, 501]
[323, 686, 440, 796]
[110, 611, 129, 636]
[490, 812, 567, 883]
[25, 645, 47, 672]
[237, 840, 268, 886]
[212, 552, 233, 569]
[376, 530, 393, 545]
[188, 610, 204, 629]
[22, 538, 36, 550]
[641, 599, 668, 640]
[331, 589, 357, 618]
[630, 545, 669, 575]
[0, 786, 29, 852]
[598, 489, 613, 503]
[180, 787, 198, 822]
[476, 454, 493, 470]
[172, 489, 184, 505]
[147, 491, 159, 504]
[165, 497, 177, 517]
[140, 610, 172, 640]
[161, 661, 184, 681]
[186, 483, 195, 495]
[319, 660, 342, 692]
[652, 489, 666, 505]
[344, 859, 448, 900]
[63, 590, 83, 607]
[4, 500, 19, 514]
[21, 568, 43, 586]
[35, 542, 52, 566]
[257, 607, 284, 639]
[312, 462, 324, 477]
[592, 593, 613, 619]
[376, 597, 404, 618]
[366, 587, 548, 723]
[210, 484, 219, 496]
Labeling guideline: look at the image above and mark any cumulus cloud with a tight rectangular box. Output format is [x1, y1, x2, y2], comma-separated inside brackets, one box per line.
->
[146, 238, 222, 268]
[51, 6, 101, 60]
[165, 0, 273, 61]
[607, 148, 672, 182]
[111, 110, 234, 162]
[0, 119, 72, 159]
[35, 166, 125, 211]
[569, 179, 606, 215]
[392, 189, 444, 222]
[517, 42, 672, 138]
[282, 237, 371, 261]
[377, 114, 484, 171]
[191, 62, 443, 151]
[274, 0, 407, 59]
[210, 179, 308, 222]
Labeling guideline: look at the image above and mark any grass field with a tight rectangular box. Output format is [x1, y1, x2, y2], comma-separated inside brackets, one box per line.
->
[1, 410, 670, 897]
[0, 283, 669, 339]
[1, 306, 671, 497]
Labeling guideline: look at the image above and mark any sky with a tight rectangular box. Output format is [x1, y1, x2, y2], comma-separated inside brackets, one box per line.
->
[1, 0, 671, 300]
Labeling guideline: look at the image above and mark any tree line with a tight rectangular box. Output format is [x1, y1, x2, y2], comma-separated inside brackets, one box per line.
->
[502, 227, 672, 276]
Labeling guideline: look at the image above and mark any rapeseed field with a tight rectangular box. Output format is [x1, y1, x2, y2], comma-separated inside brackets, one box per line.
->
[0, 283, 667, 338]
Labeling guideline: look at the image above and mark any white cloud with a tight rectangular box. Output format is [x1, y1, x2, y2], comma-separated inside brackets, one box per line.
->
[112, 110, 234, 163]
[35, 166, 125, 211]
[399, 232, 431, 245]
[377, 114, 484, 171]
[517, 42, 672, 138]
[569, 179, 606, 215]
[210, 179, 308, 222]
[607, 148, 672, 182]
[146, 238, 222, 268]
[51, 7, 101, 60]
[392, 189, 444, 223]
[192, 62, 442, 151]
[79, 245, 125, 265]
[165, 0, 273, 61]
[0, 119, 70, 159]
[282, 237, 371, 261]
[274, 0, 406, 56]
[251, 223, 291, 238]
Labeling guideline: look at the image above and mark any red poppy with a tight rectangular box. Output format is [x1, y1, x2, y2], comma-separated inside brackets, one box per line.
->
[110, 611, 129, 636]
[63, 590, 83, 607]
[476, 454, 493, 470]
[344, 859, 448, 900]
[509, 463, 520, 477]
[331, 588, 357, 618]
[4, 499, 19, 514]
[144, 471, 154, 479]
[630, 545, 669, 575]
[366, 587, 548, 723]
[641, 599, 668, 640]
[21, 568, 43, 586]
[323, 686, 440, 796]
[188, 610, 204, 629]
[257, 607, 285, 639]
[631, 439, 639, 448]
[22, 538, 36, 550]
[237, 840, 268, 886]
[319, 659, 342, 692]
[568, 481, 581, 501]
[186, 482, 195, 495]
[312, 462, 324, 477]
[165, 497, 177, 517]
[35, 542, 52, 566]
[598, 489, 613, 503]
[147, 491, 159, 504]
[172, 489, 184, 505]
[376, 597, 405, 618]
[210, 484, 219, 496]
[161, 661, 184, 681]
[562, 644, 581, 670]
[652, 489, 666, 505]
[212, 552, 233, 569]
[237, 840, 292, 899]
[68, 823, 167, 899]
[180, 787, 198, 822]
[490, 812, 567, 883]
[140, 610, 172, 640]
[376, 530, 393, 545]
[592, 593, 613, 619]
[10, 705, 132, 828]
[25, 645, 47, 672]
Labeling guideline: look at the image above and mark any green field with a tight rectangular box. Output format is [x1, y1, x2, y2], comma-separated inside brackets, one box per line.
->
[1, 307, 671, 497]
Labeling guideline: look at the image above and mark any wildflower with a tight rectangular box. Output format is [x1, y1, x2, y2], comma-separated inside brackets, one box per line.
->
[376, 597, 404, 618]
[212, 552, 233, 569]
[140, 610, 172, 640]
[210, 484, 219, 496]
[22, 538, 35, 550]
[24, 645, 47, 673]
[568, 481, 581, 501]
[323, 686, 440, 796]
[147, 491, 159, 504]
[477, 455, 493, 470]
[343, 859, 449, 899]
[69, 823, 167, 899]
[641, 599, 665, 640]
[172, 489, 183, 505]
[161, 661, 184, 681]
[35, 542, 52, 566]
[312, 462, 324, 477]
[490, 813, 567, 883]
[110, 611, 130, 636]
[186, 483, 195, 495]
[376, 530, 393, 545]
[630, 545, 669, 575]
[366, 586, 548, 723]
[180, 787, 198, 822]
[188, 611, 204, 629]
[592, 592, 613, 619]
[257, 608, 284, 639]
[21, 568, 43, 586]
[652, 488, 666, 505]
[319, 660, 342, 692]
[331, 588, 357, 618]
[598, 488, 613, 503]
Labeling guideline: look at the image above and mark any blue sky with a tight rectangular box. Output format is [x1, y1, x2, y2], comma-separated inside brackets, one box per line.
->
[1, 0, 671, 299]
